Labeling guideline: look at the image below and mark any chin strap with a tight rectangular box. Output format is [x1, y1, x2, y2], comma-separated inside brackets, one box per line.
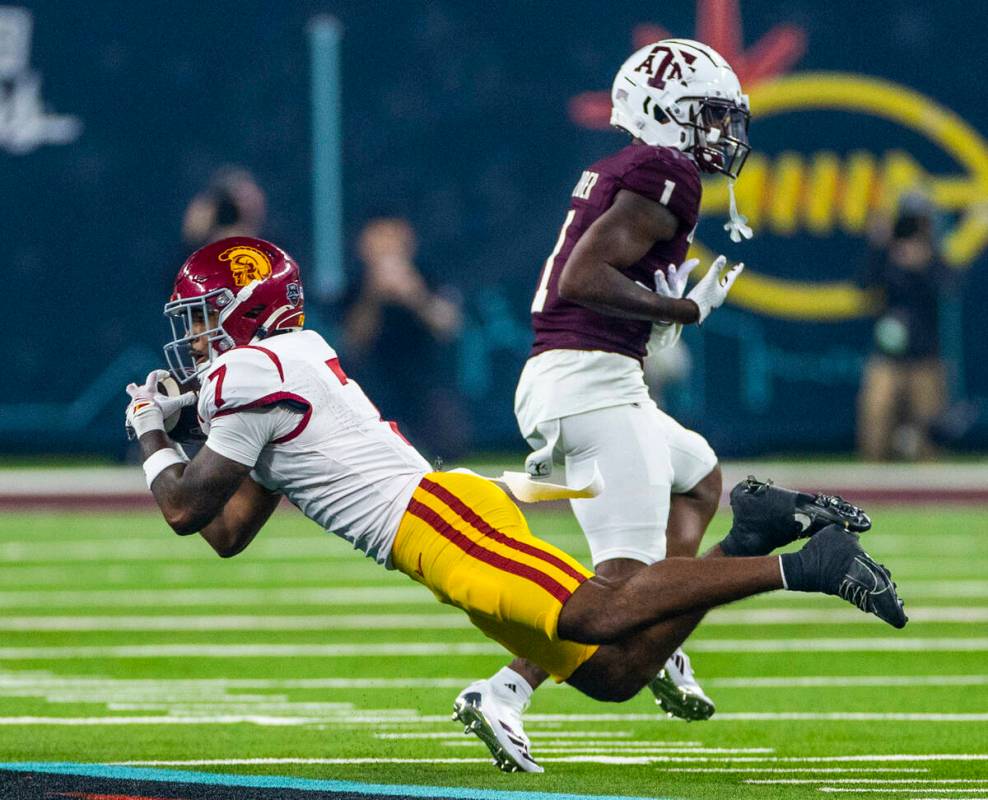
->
[724, 179, 753, 243]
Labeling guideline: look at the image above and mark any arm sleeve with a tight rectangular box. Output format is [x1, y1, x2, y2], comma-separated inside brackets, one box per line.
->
[205, 406, 302, 467]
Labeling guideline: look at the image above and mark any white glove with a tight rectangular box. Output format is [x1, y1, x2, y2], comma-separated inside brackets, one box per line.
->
[125, 370, 196, 440]
[685, 255, 744, 324]
[653, 257, 700, 299]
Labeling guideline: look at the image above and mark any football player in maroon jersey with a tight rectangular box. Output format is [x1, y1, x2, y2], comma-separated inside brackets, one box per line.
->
[454, 38, 760, 769]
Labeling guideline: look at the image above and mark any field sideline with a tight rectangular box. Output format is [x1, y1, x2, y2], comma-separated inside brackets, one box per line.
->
[0, 503, 986, 799]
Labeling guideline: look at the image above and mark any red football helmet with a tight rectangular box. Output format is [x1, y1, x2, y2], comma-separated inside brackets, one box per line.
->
[163, 236, 305, 382]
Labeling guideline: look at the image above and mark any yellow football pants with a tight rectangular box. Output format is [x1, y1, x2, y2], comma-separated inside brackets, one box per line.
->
[391, 471, 598, 681]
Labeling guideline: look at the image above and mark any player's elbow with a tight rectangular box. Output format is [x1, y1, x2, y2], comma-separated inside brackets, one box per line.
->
[557, 265, 588, 304]
[166, 511, 203, 536]
[212, 542, 243, 559]
[163, 504, 211, 536]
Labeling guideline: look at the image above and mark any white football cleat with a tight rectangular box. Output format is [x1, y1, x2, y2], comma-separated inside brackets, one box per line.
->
[648, 647, 716, 721]
[451, 679, 543, 773]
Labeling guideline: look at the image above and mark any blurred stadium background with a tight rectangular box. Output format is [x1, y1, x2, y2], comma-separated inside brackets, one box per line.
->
[1, 1, 987, 798]
[4, 0, 988, 461]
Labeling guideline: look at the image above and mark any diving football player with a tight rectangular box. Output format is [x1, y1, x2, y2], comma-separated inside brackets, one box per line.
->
[127, 236, 907, 774]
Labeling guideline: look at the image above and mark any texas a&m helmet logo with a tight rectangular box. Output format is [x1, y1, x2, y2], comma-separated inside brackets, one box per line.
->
[219, 245, 272, 287]
[634, 43, 697, 90]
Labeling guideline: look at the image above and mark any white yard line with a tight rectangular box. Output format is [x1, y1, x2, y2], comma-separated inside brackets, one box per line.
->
[108, 754, 988, 766]
[0, 586, 429, 607]
[711, 713, 988, 721]
[666, 769, 933, 774]
[818, 790, 988, 794]
[375, 731, 638, 740]
[3, 672, 984, 692]
[0, 674, 505, 690]
[506, 747, 777, 755]
[2, 713, 987, 727]
[115, 758, 495, 765]
[0, 607, 983, 631]
[0, 538, 345, 562]
[687, 639, 988, 653]
[0, 643, 505, 659]
[0, 582, 984, 607]
[2, 638, 986, 659]
[706, 675, 988, 688]
[704, 608, 988, 624]
[749, 780, 988, 785]
[0, 614, 470, 631]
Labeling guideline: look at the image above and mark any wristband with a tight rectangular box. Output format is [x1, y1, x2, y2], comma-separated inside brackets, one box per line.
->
[143, 448, 187, 488]
[130, 403, 166, 439]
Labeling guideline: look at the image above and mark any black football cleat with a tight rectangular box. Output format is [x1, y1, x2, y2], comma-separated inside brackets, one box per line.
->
[719, 476, 871, 557]
[782, 525, 908, 629]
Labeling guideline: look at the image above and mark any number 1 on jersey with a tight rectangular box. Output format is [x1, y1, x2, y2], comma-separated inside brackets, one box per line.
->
[660, 179, 676, 205]
[531, 209, 576, 314]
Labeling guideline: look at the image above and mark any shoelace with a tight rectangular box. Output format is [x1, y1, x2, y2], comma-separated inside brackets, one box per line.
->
[838, 577, 871, 611]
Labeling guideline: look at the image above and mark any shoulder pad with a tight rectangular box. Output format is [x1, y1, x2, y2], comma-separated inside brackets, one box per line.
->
[620, 148, 701, 228]
[197, 345, 286, 424]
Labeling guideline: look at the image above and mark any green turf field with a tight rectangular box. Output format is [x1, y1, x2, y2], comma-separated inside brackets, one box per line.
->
[0, 506, 986, 799]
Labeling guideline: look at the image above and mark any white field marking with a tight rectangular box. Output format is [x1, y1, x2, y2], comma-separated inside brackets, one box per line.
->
[4, 672, 984, 693]
[441, 740, 731, 751]
[0, 716, 349, 726]
[711, 713, 988, 722]
[4, 638, 988, 660]
[376, 731, 637, 740]
[11, 713, 988, 727]
[666, 769, 932, 774]
[462, 746, 775, 755]
[0, 537, 349, 562]
[109, 755, 988, 766]
[819, 790, 988, 794]
[0, 674, 500, 690]
[0, 643, 505, 659]
[706, 675, 988, 689]
[0, 586, 429, 608]
[2, 584, 985, 608]
[411, 713, 988, 726]
[2, 607, 985, 631]
[749, 780, 988, 785]
[0, 614, 470, 631]
[117, 758, 495, 766]
[704, 608, 988, 625]
[686, 639, 988, 653]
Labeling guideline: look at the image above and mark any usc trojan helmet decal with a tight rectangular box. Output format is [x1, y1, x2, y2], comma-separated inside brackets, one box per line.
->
[219, 245, 273, 287]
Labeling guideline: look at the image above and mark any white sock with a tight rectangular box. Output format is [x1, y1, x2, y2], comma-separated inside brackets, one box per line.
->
[491, 666, 534, 708]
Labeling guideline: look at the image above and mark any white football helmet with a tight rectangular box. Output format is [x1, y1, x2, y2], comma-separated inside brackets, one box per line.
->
[611, 39, 751, 179]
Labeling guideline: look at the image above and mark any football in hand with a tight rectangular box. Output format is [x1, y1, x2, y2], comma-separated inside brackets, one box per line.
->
[156, 374, 203, 442]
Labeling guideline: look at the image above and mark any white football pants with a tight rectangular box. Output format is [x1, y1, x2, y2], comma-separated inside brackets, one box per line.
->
[528, 403, 717, 567]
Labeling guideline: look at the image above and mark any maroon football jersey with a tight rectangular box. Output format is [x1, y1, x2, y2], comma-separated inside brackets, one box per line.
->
[529, 143, 701, 361]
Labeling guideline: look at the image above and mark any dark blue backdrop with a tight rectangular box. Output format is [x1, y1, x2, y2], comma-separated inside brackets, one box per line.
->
[3, 0, 986, 457]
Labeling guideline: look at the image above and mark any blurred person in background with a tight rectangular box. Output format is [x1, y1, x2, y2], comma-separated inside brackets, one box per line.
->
[856, 191, 948, 461]
[182, 166, 268, 248]
[342, 217, 468, 459]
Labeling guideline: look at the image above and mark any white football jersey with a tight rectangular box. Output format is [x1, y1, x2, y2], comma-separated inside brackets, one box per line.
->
[196, 330, 430, 566]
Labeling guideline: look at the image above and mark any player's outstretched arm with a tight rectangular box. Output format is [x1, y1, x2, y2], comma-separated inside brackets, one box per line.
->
[136, 431, 243, 531]
[558, 190, 701, 325]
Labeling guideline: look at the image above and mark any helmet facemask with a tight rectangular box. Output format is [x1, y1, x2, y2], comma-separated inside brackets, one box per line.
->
[684, 97, 751, 179]
[163, 289, 236, 384]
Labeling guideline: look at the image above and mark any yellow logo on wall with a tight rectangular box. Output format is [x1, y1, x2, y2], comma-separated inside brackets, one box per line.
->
[695, 73, 988, 321]
[219, 246, 272, 287]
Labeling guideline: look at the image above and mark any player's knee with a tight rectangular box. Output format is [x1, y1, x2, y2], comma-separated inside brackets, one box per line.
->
[567, 653, 651, 703]
[558, 585, 626, 644]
